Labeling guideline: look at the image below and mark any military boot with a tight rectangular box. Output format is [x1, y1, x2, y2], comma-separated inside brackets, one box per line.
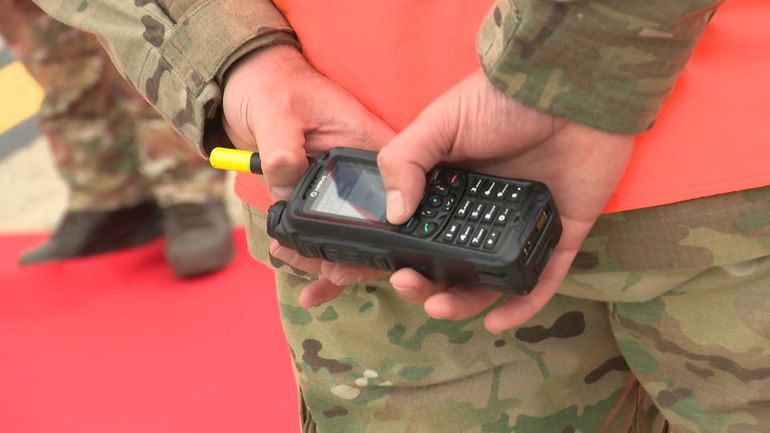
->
[161, 201, 234, 278]
[19, 200, 163, 265]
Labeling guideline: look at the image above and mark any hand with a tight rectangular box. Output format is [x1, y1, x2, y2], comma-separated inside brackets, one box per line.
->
[377, 70, 635, 333]
[223, 45, 396, 307]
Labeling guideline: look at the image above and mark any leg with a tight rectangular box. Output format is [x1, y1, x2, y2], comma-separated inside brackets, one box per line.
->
[130, 98, 234, 277]
[611, 256, 770, 433]
[5, 3, 153, 211]
[3, 4, 162, 264]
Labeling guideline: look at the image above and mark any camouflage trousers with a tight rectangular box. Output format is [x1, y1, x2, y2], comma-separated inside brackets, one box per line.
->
[0, 2, 224, 211]
[244, 186, 770, 433]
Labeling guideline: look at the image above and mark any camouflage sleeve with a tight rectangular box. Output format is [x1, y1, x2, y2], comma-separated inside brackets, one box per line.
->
[478, 0, 721, 134]
[31, 0, 299, 154]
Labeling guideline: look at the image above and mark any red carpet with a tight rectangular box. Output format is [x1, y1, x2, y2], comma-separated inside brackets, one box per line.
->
[0, 230, 299, 433]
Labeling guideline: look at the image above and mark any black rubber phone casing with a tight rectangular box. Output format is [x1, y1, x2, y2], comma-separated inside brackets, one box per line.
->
[266, 148, 562, 295]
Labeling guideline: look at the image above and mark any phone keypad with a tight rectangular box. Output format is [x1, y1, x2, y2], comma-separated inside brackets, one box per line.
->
[468, 178, 483, 196]
[470, 227, 487, 247]
[455, 199, 472, 218]
[415, 221, 438, 238]
[404, 171, 527, 250]
[420, 208, 438, 218]
[484, 230, 501, 249]
[456, 225, 473, 245]
[469, 203, 485, 221]
[401, 168, 467, 237]
[496, 207, 513, 225]
[442, 222, 462, 242]
[437, 174, 529, 251]
[481, 181, 497, 198]
[482, 204, 499, 223]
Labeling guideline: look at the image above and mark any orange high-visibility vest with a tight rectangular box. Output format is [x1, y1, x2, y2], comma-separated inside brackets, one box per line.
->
[234, 0, 770, 214]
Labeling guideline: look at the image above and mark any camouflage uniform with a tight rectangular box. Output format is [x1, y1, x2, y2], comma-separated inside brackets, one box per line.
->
[0, 1, 224, 212]
[30, 1, 770, 432]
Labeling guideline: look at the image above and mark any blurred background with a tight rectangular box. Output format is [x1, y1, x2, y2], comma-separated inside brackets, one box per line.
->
[0, 30, 298, 433]
[0, 34, 243, 232]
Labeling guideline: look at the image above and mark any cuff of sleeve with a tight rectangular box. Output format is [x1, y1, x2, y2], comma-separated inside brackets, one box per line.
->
[477, 1, 715, 134]
[163, 0, 297, 93]
[138, 0, 299, 155]
[216, 31, 300, 85]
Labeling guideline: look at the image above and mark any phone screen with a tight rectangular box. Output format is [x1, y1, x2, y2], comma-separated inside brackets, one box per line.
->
[308, 160, 387, 223]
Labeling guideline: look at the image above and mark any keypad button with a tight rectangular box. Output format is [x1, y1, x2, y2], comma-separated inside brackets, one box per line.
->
[509, 185, 524, 202]
[448, 172, 463, 189]
[482, 204, 499, 223]
[415, 222, 438, 238]
[470, 227, 488, 247]
[441, 222, 462, 242]
[496, 207, 513, 225]
[482, 181, 497, 198]
[401, 216, 419, 233]
[420, 208, 437, 218]
[484, 230, 501, 249]
[442, 196, 455, 212]
[468, 178, 483, 196]
[430, 185, 450, 196]
[427, 195, 443, 208]
[495, 183, 510, 199]
[469, 203, 486, 221]
[428, 169, 443, 185]
[457, 225, 473, 245]
[455, 199, 472, 218]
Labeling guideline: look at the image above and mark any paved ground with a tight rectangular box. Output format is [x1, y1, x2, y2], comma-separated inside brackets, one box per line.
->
[0, 38, 242, 233]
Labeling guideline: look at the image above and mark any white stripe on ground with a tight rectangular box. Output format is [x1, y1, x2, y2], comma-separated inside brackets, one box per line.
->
[0, 136, 67, 231]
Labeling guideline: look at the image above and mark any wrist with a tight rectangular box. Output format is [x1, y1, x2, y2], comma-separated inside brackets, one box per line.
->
[224, 44, 306, 89]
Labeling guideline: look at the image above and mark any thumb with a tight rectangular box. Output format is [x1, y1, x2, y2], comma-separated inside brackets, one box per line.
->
[377, 103, 457, 224]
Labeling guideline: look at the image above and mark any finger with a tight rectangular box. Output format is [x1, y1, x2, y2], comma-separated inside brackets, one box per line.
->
[482, 280, 559, 334]
[298, 277, 345, 308]
[320, 261, 387, 287]
[269, 241, 323, 275]
[377, 103, 456, 224]
[389, 268, 448, 304]
[423, 287, 503, 321]
[345, 111, 397, 153]
[482, 247, 574, 333]
[254, 116, 309, 200]
[222, 114, 258, 151]
[358, 118, 397, 152]
[324, 108, 396, 153]
[271, 241, 384, 286]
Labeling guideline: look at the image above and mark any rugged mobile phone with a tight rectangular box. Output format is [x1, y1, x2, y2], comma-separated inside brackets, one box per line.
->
[249, 148, 562, 295]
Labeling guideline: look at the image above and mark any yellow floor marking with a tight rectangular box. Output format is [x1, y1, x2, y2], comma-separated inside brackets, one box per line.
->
[0, 62, 44, 134]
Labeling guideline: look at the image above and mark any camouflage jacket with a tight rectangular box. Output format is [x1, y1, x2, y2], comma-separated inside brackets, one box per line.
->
[30, 0, 720, 153]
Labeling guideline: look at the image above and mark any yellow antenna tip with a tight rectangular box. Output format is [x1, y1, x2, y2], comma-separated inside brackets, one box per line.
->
[209, 147, 255, 173]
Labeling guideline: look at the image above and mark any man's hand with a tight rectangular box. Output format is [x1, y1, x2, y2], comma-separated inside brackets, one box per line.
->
[377, 70, 635, 333]
[222, 45, 395, 307]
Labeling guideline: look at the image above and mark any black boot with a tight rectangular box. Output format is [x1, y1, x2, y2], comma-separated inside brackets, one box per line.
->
[19, 200, 163, 265]
[161, 202, 234, 278]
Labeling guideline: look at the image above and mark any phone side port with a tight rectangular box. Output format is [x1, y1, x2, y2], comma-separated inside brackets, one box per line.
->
[522, 208, 550, 260]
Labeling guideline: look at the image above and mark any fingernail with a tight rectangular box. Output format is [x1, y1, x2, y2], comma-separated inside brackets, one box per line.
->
[427, 309, 449, 320]
[270, 186, 294, 200]
[386, 190, 406, 222]
[269, 242, 282, 256]
[425, 302, 451, 320]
